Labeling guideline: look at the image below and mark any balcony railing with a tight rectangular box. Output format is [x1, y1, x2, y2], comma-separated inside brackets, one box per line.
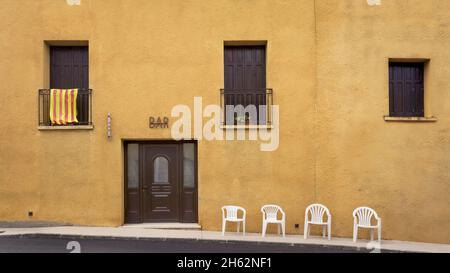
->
[220, 89, 273, 126]
[38, 89, 92, 126]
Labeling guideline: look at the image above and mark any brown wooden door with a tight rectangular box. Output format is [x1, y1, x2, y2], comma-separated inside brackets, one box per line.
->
[50, 46, 89, 123]
[224, 46, 266, 124]
[141, 144, 180, 222]
[125, 142, 198, 224]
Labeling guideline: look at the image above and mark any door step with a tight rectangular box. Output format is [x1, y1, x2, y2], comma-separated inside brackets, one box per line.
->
[123, 223, 201, 230]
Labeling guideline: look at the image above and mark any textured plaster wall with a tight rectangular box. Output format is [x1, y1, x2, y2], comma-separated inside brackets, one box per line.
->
[315, 0, 450, 243]
[0, 0, 448, 243]
[0, 0, 316, 234]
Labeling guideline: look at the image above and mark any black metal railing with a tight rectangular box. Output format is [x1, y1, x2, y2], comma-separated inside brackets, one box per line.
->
[38, 89, 92, 126]
[220, 89, 273, 126]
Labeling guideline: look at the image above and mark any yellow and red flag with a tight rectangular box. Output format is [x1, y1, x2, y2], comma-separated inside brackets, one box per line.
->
[49, 89, 78, 125]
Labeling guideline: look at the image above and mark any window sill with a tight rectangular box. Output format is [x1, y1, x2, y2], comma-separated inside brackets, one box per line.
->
[383, 116, 437, 122]
[38, 125, 94, 130]
[220, 125, 274, 130]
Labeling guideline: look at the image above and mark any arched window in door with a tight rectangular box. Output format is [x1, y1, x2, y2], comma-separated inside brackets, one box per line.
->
[154, 156, 169, 184]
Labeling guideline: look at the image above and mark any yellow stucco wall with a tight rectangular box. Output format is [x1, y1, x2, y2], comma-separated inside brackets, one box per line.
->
[0, 0, 448, 244]
[315, 0, 450, 243]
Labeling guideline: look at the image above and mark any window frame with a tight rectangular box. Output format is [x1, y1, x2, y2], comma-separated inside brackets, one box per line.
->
[222, 43, 272, 127]
[388, 61, 425, 118]
[38, 42, 93, 129]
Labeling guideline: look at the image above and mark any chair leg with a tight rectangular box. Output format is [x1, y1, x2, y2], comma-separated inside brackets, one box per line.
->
[304, 223, 308, 239]
[323, 226, 326, 238]
[262, 222, 267, 237]
[353, 225, 358, 242]
[282, 222, 286, 238]
[328, 223, 331, 240]
[243, 220, 246, 236]
[378, 226, 381, 243]
[237, 222, 240, 234]
[308, 225, 311, 237]
[222, 219, 226, 236]
[370, 229, 374, 241]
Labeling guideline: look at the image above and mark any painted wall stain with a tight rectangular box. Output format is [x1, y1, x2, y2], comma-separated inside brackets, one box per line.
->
[367, 0, 381, 6]
[66, 0, 80, 6]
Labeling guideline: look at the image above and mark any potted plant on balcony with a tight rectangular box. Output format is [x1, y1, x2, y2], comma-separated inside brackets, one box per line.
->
[235, 115, 250, 125]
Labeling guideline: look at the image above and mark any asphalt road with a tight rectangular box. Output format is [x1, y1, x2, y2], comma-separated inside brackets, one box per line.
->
[0, 235, 383, 253]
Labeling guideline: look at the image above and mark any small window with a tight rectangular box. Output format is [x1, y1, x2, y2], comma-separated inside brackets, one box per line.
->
[183, 143, 195, 189]
[127, 144, 139, 189]
[389, 62, 424, 117]
[153, 156, 169, 184]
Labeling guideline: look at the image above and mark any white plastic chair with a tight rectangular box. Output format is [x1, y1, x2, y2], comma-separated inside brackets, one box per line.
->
[304, 204, 331, 240]
[353, 207, 381, 242]
[221, 206, 246, 236]
[261, 205, 286, 237]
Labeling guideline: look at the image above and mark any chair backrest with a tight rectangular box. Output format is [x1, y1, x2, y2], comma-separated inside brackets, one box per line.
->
[353, 207, 379, 226]
[222, 206, 245, 219]
[261, 204, 283, 220]
[305, 204, 330, 223]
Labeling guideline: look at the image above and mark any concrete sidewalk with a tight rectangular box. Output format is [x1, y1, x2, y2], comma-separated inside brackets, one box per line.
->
[1, 226, 449, 253]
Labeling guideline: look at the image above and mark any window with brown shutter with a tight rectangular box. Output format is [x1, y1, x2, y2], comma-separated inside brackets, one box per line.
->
[222, 45, 272, 126]
[38, 45, 92, 127]
[389, 62, 424, 117]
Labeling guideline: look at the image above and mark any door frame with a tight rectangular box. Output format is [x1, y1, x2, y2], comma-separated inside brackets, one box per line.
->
[123, 140, 198, 224]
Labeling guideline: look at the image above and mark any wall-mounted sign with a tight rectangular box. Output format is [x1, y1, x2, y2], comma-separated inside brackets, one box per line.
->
[149, 116, 169, 129]
[107, 113, 112, 140]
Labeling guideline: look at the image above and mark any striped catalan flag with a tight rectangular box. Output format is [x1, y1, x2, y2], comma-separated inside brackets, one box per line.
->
[49, 89, 78, 125]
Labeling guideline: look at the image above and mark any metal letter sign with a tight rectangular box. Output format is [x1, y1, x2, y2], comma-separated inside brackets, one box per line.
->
[149, 117, 169, 129]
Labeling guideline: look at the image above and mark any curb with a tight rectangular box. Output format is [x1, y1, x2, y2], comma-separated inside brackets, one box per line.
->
[0, 233, 403, 253]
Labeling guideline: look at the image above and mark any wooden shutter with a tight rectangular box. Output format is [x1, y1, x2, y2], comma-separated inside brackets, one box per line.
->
[224, 46, 266, 93]
[50, 46, 89, 124]
[389, 63, 424, 117]
[50, 46, 89, 89]
[223, 46, 267, 125]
